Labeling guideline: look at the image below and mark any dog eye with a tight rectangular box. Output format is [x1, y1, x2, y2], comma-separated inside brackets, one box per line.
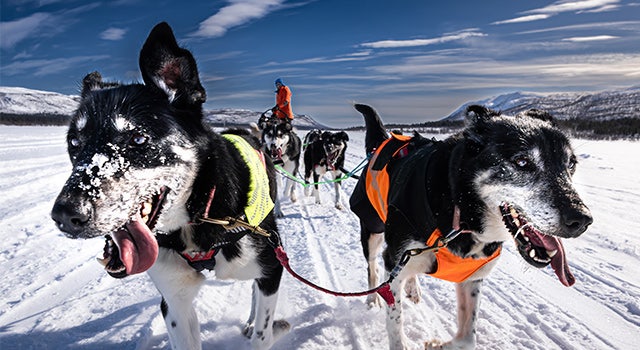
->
[568, 156, 577, 172]
[513, 156, 530, 168]
[130, 133, 148, 146]
[69, 137, 81, 148]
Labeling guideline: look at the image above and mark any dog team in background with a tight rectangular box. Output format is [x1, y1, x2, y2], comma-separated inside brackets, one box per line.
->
[52, 22, 592, 350]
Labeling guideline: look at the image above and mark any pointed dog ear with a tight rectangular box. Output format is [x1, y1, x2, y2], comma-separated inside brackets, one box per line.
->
[336, 131, 349, 142]
[517, 108, 556, 126]
[139, 22, 206, 108]
[80, 71, 120, 99]
[463, 105, 500, 146]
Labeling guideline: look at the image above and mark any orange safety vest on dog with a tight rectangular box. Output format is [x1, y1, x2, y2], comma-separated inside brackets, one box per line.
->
[365, 134, 501, 283]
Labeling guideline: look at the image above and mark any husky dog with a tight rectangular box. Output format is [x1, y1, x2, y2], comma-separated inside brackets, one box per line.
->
[262, 121, 302, 216]
[302, 130, 350, 209]
[51, 22, 289, 350]
[349, 104, 592, 349]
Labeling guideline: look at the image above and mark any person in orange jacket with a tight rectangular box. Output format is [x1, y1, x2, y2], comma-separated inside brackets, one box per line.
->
[272, 78, 293, 121]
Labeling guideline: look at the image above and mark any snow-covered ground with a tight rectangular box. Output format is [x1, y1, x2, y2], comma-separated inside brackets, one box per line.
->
[0, 125, 638, 350]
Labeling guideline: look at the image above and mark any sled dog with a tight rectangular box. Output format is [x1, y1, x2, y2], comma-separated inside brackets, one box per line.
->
[262, 121, 302, 216]
[349, 104, 592, 349]
[51, 22, 289, 350]
[303, 130, 350, 209]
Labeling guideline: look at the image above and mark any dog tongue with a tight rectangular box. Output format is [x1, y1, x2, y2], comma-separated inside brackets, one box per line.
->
[537, 234, 575, 287]
[112, 218, 159, 275]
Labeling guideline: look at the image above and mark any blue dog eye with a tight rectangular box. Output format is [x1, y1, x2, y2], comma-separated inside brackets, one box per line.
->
[131, 133, 148, 146]
[514, 157, 529, 168]
[69, 138, 80, 147]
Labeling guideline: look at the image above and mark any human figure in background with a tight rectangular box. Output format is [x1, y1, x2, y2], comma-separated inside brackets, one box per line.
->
[272, 78, 293, 122]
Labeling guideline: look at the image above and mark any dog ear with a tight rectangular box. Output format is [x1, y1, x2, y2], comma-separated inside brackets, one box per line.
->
[463, 105, 500, 146]
[336, 131, 349, 142]
[283, 122, 293, 131]
[517, 109, 557, 126]
[80, 71, 120, 99]
[139, 22, 206, 108]
[465, 105, 500, 125]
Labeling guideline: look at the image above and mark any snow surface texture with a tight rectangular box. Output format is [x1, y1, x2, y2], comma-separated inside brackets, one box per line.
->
[0, 126, 638, 350]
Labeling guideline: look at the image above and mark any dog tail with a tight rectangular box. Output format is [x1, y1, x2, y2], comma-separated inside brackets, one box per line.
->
[354, 104, 388, 154]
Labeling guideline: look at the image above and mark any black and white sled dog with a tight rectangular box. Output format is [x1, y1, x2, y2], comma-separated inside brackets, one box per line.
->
[261, 120, 302, 216]
[50, 22, 289, 350]
[302, 129, 350, 209]
[349, 104, 592, 349]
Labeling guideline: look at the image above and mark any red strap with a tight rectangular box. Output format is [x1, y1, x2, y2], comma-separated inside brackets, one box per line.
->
[274, 246, 396, 306]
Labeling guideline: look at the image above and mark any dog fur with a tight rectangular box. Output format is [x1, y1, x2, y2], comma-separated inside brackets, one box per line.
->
[51, 22, 289, 350]
[349, 103, 592, 349]
[303, 129, 350, 209]
[261, 121, 302, 216]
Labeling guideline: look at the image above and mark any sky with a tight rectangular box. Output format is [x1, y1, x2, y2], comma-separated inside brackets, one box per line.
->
[1, 0, 640, 127]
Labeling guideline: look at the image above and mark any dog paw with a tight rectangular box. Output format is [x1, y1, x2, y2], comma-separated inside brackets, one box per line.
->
[290, 194, 297, 203]
[366, 294, 383, 308]
[335, 202, 343, 210]
[242, 324, 254, 338]
[425, 339, 445, 349]
[404, 277, 421, 304]
[273, 319, 291, 339]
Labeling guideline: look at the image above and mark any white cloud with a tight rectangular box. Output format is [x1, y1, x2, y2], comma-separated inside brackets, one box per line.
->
[492, 14, 551, 25]
[526, 0, 621, 15]
[359, 30, 486, 49]
[100, 27, 127, 41]
[191, 0, 285, 38]
[0, 12, 51, 49]
[493, 0, 621, 25]
[562, 35, 619, 41]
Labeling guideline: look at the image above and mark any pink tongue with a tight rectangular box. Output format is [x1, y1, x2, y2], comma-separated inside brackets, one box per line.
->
[112, 218, 159, 275]
[537, 234, 575, 287]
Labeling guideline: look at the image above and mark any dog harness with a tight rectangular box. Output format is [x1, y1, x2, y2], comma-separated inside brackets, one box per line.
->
[181, 134, 274, 271]
[365, 134, 501, 283]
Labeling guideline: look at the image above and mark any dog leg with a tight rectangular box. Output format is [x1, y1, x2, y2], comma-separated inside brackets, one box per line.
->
[285, 178, 297, 203]
[403, 275, 421, 304]
[333, 170, 343, 210]
[362, 231, 384, 308]
[274, 197, 284, 218]
[147, 248, 205, 350]
[313, 172, 321, 204]
[243, 281, 291, 349]
[425, 279, 483, 350]
[386, 274, 410, 350]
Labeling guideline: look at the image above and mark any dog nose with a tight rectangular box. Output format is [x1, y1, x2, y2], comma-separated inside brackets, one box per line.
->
[51, 201, 92, 237]
[561, 207, 593, 237]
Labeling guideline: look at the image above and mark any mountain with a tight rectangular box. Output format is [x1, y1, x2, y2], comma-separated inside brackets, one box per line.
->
[444, 87, 640, 121]
[0, 86, 328, 129]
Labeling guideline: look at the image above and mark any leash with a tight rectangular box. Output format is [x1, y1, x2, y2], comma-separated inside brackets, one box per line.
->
[274, 156, 369, 187]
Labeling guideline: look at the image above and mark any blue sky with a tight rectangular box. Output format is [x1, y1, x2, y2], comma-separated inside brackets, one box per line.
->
[1, 0, 639, 127]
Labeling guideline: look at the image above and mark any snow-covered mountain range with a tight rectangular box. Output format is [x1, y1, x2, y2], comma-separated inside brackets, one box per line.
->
[0, 86, 327, 129]
[444, 87, 640, 121]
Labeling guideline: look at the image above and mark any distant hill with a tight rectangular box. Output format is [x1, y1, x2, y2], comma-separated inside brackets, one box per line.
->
[0, 86, 328, 129]
[443, 87, 640, 122]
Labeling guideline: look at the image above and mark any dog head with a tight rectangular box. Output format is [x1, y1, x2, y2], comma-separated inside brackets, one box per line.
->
[321, 131, 349, 167]
[51, 22, 207, 277]
[459, 105, 592, 286]
[262, 122, 293, 160]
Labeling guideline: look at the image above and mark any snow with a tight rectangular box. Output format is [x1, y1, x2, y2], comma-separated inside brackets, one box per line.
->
[0, 125, 638, 350]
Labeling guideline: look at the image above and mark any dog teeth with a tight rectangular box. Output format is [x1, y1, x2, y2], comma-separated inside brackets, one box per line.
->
[141, 201, 152, 216]
[529, 250, 536, 258]
[547, 250, 558, 257]
[96, 256, 111, 267]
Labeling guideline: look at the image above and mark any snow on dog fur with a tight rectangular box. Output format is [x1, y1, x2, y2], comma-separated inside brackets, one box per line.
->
[51, 22, 289, 350]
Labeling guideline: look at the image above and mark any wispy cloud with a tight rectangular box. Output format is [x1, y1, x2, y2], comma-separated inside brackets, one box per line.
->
[191, 0, 285, 38]
[0, 4, 100, 50]
[492, 14, 551, 25]
[359, 30, 486, 49]
[0, 12, 52, 50]
[100, 27, 127, 41]
[2, 55, 109, 76]
[562, 35, 619, 42]
[493, 0, 621, 25]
